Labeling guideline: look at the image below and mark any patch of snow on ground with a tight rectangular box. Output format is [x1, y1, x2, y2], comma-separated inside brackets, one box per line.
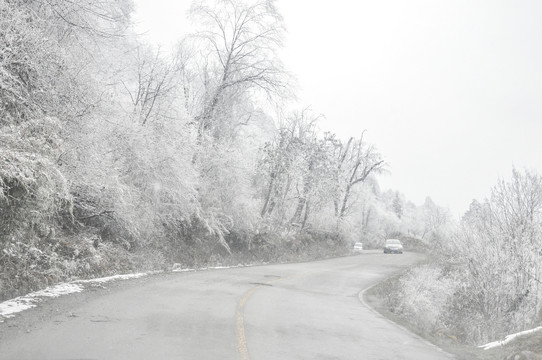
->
[479, 326, 542, 350]
[0, 265, 255, 322]
[31, 283, 84, 298]
[75, 273, 149, 284]
[0, 273, 151, 321]
[0, 283, 84, 320]
[171, 264, 246, 272]
[0, 297, 38, 319]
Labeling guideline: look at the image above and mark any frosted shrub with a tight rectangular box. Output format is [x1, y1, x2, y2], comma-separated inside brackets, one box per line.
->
[398, 265, 458, 332]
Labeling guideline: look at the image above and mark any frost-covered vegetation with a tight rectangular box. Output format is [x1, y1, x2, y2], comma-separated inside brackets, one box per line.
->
[1, 0, 442, 301]
[386, 169, 542, 345]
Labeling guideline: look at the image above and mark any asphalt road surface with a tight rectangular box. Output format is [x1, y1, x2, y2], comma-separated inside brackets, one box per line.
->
[0, 251, 454, 359]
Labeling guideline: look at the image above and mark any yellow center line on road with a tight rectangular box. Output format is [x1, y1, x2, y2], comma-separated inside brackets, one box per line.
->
[237, 286, 260, 360]
[235, 263, 362, 360]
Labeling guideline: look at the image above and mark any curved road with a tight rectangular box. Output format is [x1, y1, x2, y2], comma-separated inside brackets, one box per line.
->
[0, 251, 453, 359]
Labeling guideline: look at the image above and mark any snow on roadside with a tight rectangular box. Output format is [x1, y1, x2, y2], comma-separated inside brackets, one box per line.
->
[0, 272, 150, 322]
[0, 283, 85, 321]
[0, 264, 251, 322]
[75, 273, 149, 284]
[479, 326, 542, 350]
[171, 264, 247, 272]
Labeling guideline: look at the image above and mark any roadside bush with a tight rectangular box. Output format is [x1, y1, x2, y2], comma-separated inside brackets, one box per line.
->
[0, 233, 140, 300]
[399, 236, 427, 252]
[396, 264, 459, 333]
[227, 228, 349, 265]
[381, 170, 542, 346]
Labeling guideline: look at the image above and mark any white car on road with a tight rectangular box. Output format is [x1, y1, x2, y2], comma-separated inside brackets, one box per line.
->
[384, 239, 403, 254]
[353, 242, 363, 253]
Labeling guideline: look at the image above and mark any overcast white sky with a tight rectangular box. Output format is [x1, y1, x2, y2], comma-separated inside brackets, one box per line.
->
[132, 0, 542, 216]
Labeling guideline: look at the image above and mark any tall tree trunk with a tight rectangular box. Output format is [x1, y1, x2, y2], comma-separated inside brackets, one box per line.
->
[339, 184, 352, 219]
[261, 174, 276, 216]
[290, 197, 306, 225]
[301, 201, 310, 230]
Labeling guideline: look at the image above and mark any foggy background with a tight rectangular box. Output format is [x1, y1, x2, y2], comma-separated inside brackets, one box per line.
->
[133, 0, 542, 216]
